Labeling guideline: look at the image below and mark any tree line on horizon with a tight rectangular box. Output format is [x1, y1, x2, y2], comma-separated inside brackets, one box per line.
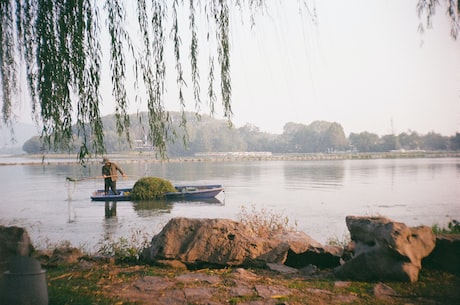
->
[22, 112, 460, 156]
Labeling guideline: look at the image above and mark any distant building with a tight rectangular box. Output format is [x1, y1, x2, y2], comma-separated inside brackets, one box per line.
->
[134, 138, 154, 151]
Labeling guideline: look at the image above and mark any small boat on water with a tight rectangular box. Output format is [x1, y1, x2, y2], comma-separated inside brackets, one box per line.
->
[91, 184, 224, 202]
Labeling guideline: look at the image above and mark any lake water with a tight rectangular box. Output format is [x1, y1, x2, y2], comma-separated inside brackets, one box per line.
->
[1, 156, 459, 252]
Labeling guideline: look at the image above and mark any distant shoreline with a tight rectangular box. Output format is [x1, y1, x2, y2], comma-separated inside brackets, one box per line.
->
[1, 151, 460, 166]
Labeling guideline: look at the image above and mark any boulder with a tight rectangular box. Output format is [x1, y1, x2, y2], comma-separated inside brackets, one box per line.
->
[423, 233, 460, 275]
[49, 246, 83, 265]
[265, 230, 342, 269]
[141, 217, 284, 267]
[282, 231, 342, 269]
[0, 226, 34, 272]
[141, 217, 341, 269]
[334, 216, 436, 282]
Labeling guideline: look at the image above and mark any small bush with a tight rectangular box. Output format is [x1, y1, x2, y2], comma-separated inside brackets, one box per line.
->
[238, 204, 296, 238]
[327, 234, 351, 247]
[130, 176, 176, 200]
[97, 228, 152, 262]
[432, 220, 460, 234]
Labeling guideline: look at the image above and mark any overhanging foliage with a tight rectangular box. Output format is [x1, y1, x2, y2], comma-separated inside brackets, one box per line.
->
[0, 0, 266, 162]
[0, 0, 458, 162]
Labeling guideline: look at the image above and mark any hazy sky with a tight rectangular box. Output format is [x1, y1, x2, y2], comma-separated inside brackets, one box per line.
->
[11, 0, 460, 137]
[216, 0, 460, 136]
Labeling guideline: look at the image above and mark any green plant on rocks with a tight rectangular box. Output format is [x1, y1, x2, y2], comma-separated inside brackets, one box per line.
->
[432, 220, 460, 234]
[97, 228, 152, 263]
[130, 177, 177, 200]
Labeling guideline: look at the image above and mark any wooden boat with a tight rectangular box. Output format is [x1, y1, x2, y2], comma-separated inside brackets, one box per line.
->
[91, 184, 224, 202]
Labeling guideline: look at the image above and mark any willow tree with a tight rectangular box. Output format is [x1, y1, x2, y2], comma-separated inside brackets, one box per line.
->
[0, 0, 458, 161]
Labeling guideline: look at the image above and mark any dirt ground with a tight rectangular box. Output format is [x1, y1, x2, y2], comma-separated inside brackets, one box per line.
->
[70, 260, 459, 305]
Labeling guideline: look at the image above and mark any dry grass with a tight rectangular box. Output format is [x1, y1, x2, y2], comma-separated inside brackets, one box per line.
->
[237, 204, 297, 238]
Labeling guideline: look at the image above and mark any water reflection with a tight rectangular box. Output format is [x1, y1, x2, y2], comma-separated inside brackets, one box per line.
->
[66, 200, 77, 223]
[172, 198, 224, 206]
[104, 202, 117, 218]
[132, 197, 224, 218]
[283, 161, 345, 190]
[101, 201, 120, 242]
[124, 161, 262, 183]
[136, 161, 237, 182]
[132, 200, 172, 217]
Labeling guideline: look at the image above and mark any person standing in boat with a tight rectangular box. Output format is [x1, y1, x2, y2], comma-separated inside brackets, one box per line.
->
[102, 157, 126, 195]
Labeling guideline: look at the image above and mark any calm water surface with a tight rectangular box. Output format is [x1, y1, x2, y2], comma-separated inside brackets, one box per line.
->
[1, 156, 459, 251]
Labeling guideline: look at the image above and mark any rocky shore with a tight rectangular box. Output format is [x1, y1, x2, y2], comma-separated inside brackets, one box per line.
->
[1, 216, 460, 304]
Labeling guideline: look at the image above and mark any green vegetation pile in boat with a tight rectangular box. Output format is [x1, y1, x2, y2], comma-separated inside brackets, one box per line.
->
[91, 184, 224, 201]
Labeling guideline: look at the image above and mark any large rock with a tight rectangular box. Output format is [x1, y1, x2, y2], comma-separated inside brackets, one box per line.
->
[0, 226, 34, 272]
[423, 233, 460, 275]
[142, 217, 279, 267]
[335, 216, 436, 282]
[141, 217, 341, 269]
[282, 231, 342, 269]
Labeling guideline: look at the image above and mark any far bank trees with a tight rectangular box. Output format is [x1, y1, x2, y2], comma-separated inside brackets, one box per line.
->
[22, 113, 459, 155]
[277, 121, 348, 153]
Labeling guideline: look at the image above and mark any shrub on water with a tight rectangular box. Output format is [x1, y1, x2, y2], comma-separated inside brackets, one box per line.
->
[130, 177, 176, 200]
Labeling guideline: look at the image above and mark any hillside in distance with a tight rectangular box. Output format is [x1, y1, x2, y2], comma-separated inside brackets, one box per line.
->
[15, 112, 460, 156]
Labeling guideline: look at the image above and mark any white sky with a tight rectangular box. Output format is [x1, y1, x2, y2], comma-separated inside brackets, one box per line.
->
[12, 0, 460, 137]
[219, 0, 460, 136]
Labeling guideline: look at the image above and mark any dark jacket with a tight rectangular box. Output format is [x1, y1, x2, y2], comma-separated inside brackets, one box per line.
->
[102, 162, 124, 181]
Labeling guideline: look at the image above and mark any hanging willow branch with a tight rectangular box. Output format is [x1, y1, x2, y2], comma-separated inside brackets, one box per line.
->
[104, 0, 132, 147]
[78, 0, 104, 158]
[417, 0, 459, 39]
[189, 0, 201, 111]
[0, 0, 240, 161]
[2, 0, 454, 162]
[36, 0, 73, 150]
[1, 0, 18, 138]
[215, 0, 232, 121]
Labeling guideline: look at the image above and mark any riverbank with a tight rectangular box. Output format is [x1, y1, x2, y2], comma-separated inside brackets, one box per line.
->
[35, 216, 460, 304]
[40, 254, 460, 305]
[2, 150, 460, 166]
[3, 218, 460, 305]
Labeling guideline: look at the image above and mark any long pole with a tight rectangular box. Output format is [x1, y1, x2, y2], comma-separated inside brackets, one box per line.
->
[66, 175, 135, 182]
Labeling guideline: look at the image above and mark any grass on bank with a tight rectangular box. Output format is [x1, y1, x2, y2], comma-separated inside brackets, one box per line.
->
[41, 211, 460, 305]
[43, 259, 460, 305]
